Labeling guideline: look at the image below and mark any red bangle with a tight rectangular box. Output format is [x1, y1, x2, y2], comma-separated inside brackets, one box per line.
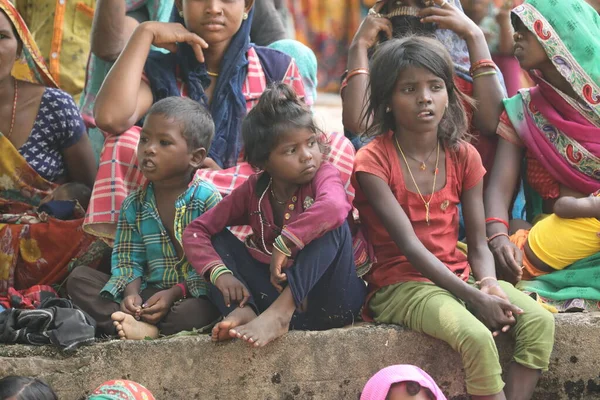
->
[469, 59, 496, 76]
[485, 217, 509, 229]
[175, 283, 187, 299]
[346, 68, 369, 81]
[487, 232, 510, 243]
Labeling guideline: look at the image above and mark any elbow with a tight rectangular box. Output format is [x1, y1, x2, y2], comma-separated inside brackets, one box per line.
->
[94, 106, 135, 136]
[92, 47, 121, 62]
[552, 197, 571, 218]
[342, 112, 361, 136]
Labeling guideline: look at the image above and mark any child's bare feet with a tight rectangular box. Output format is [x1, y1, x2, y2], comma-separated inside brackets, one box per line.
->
[211, 307, 257, 342]
[111, 311, 159, 340]
[229, 287, 296, 348]
[229, 307, 291, 347]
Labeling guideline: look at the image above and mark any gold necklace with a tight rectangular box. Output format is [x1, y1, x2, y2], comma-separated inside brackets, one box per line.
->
[207, 71, 219, 77]
[394, 135, 440, 225]
[402, 142, 437, 171]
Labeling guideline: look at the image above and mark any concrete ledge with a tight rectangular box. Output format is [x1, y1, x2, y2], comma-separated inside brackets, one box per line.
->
[1, 314, 600, 399]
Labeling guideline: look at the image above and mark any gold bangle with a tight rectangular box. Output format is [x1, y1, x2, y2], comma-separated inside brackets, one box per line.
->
[473, 70, 497, 80]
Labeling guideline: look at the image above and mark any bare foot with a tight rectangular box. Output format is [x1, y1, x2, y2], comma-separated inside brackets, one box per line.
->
[229, 307, 291, 347]
[111, 311, 159, 340]
[211, 307, 257, 342]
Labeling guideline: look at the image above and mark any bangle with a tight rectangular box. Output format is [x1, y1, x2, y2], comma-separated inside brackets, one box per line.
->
[473, 70, 498, 79]
[487, 232, 510, 243]
[209, 265, 233, 285]
[273, 235, 292, 258]
[175, 283, 187, 299]
[340, 68, 369, 94]
[476, 277, 498, 287]
[485, 217, 509, 229]
[469, 59, 496, 76]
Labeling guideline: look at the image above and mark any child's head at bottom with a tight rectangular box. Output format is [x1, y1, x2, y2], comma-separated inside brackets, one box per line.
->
[360, 365, 446, 400]
[0, 376, 58, 400]
[138, 97, 215, 184]
[363, 36, 472, 149]
[242, 82, 329, 186]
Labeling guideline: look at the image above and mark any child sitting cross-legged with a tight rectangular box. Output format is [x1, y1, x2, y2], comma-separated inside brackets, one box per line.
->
[67, 97, 221, 340]
[183, 83, 367, 348]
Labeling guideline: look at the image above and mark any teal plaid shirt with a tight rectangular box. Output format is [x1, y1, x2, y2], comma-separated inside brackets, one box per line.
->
[101, 178, 221, 302]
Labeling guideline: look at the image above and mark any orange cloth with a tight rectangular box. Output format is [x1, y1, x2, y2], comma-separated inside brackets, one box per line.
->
[353, 132, 486, 298]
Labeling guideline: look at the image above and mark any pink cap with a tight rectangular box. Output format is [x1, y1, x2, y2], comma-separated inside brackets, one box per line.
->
[360, 365, 447, 400]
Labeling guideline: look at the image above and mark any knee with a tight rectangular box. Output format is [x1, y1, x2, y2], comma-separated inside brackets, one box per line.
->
[519, 306, 555, 340]
[66, 266, 91, 297]
[456, 323, 497, 357]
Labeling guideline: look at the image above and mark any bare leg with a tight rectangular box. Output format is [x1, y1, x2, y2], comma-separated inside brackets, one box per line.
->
[229, 286, 296, 347]
[111, 311, 159, 340]
[211, 306, 257, 342]
[504, 362, 541, 400]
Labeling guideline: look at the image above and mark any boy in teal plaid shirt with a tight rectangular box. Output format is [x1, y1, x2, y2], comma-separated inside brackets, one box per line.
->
[68, 97, 221, 339]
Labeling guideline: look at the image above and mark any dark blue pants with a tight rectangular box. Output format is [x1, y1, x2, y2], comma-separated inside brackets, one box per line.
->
[209, 222, 367, 330]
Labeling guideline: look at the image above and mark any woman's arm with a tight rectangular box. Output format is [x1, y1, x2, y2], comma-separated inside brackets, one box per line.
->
[495, 7, 514, 56]
[63, 134, 97, 188]
[419, 0, 505, 136]
[91, 0, 140, 61]
[553, 196, 600, 219]
[484, 137, 524, 281]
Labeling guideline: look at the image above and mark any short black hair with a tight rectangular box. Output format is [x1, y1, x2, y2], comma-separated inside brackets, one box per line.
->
[0, 376, 58, 400]
[146, 97, 215, 152]
[362, 36, 473, 149]
[241, 82, 329, 169]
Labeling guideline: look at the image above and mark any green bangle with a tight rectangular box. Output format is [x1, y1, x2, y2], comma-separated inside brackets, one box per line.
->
[211, 269, 233, 285]
[209, 265, 229, 284]
[472, 70, 497, 79]
[273, 236, 292, 257]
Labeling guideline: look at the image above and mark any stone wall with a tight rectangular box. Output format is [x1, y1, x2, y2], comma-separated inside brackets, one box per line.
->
[1, 314, 600, 399]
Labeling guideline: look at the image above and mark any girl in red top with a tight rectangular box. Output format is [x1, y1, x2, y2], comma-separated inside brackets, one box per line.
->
[183, 83, 366, 348]
[352, 36, 554, 399]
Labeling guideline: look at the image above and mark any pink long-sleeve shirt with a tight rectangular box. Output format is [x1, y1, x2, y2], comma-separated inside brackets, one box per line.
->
[183, 162, 352, 276]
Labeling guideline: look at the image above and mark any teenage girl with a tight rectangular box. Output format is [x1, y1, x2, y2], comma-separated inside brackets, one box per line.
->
[352, 36, 554, 400]
[183, 83, 367, 348]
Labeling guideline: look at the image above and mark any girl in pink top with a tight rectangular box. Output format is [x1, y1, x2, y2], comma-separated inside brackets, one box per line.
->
[183, 83, 366, 348]
[361, 365, 446, 400]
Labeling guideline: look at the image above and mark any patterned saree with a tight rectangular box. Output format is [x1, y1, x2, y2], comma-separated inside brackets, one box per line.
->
[0, 0, 101, 294]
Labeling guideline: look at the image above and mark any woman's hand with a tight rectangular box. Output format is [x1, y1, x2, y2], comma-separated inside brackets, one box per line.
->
[470, 291, 523, 336]
[351, 1, 393, 50]
[488, 236, 523, 284]
[418, 0, 481, 39]
[270, 249, 289, 292]
[214, 273, 250, 308]
[139, 287, 181, 324]
[141, 21, 208, 62]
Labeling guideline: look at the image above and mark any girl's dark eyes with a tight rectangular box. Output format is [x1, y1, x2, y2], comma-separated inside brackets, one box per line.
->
[139, 137, 149, 143]
[160, 140, 171, 146]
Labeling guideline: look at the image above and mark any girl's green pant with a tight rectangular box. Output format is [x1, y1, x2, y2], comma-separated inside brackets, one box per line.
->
[369, 280, 555, 396]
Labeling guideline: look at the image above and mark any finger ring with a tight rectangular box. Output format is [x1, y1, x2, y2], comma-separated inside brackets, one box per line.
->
[440, 0, 449, 7]
[368, 7, 383, 18]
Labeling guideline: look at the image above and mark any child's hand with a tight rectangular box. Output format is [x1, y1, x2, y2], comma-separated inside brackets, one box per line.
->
[139, 288, 179, 324]
[351, 1, 393, 50]
[270, 250, 289, 293]
[480, 282, 514, 335]
[471, 292, 523, 337]
[214, 274, 250, 308]
[120, 294, 143, 319]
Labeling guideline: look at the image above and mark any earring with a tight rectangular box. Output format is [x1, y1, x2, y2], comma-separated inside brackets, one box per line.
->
[243, 12, 248, 20]
[386, 106, 391, 113]
[179, 10, 183, 18]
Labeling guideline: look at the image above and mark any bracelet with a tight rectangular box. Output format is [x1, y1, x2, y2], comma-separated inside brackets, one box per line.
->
[487, 232, 510, 243]
[340, 68, 369, 94]
[273, 235, 292, 258]
[485, 217, 509, 229]
[175, 283, 187, 299]
[209, 265, 233, 285]
[473, 70, 498, 80]
[469, 59, 496, 76]
[476, 276, 498, 287]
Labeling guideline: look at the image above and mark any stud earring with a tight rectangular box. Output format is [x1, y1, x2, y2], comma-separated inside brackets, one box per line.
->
[243, 12, 248, 20]
[179, 10, 183, 18]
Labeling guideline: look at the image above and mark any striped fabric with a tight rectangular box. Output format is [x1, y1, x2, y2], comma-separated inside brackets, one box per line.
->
[100, 179, 221, 302]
